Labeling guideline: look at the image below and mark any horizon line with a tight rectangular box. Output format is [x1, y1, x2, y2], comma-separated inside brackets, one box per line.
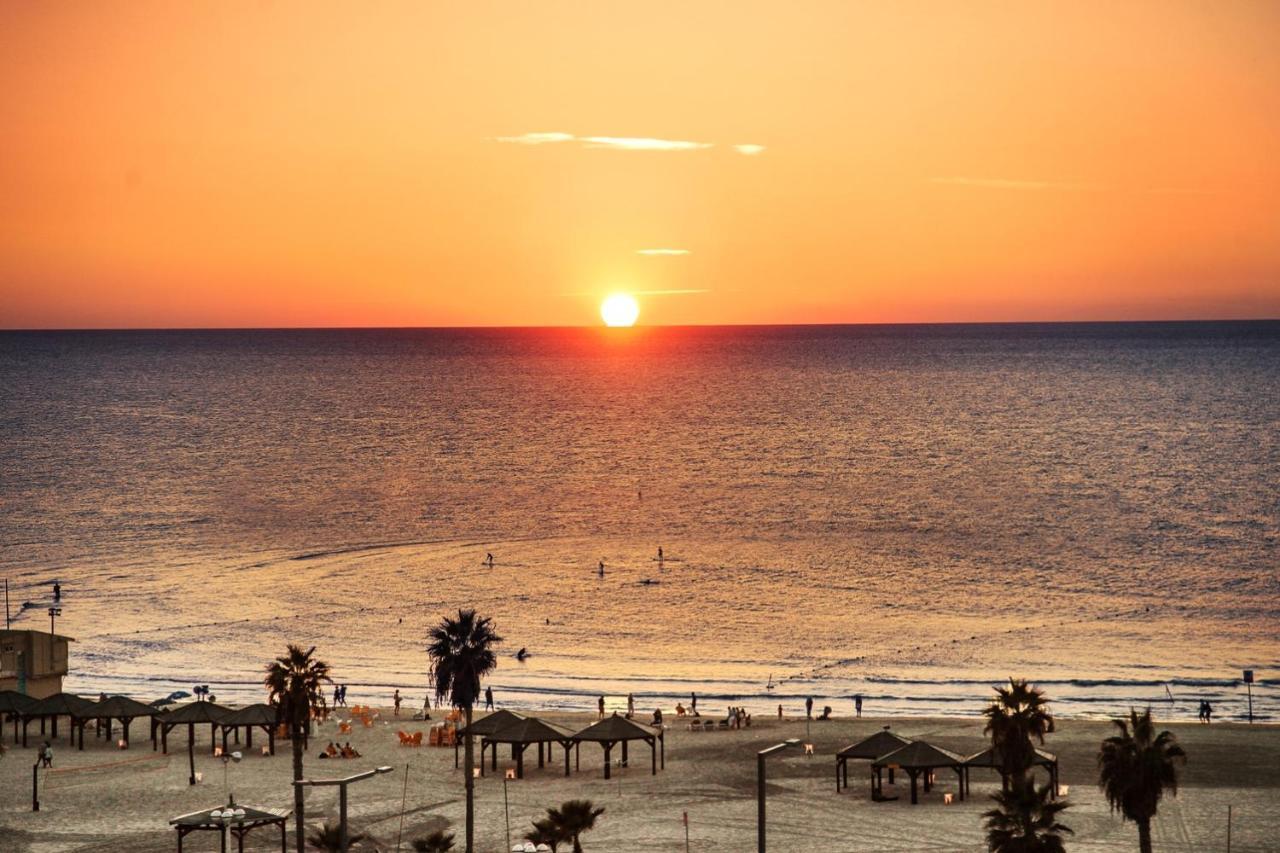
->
[3, 317, 1278, 333]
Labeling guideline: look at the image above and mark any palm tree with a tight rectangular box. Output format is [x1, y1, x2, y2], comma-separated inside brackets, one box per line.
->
[983, 776, 1072, 853]
[546, 799, 605, 853]
[428, 609, 502, 853]
[265, 644, 332, 853]
[524, 817, 565, 852]
[1098, 707, 1186, 853]
[984, 678, 1055, 786]
[411, 829, 456, 852]
[307, 821, 366, 851]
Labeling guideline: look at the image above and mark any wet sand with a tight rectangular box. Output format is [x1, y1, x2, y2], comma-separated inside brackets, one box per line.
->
[1, 710, 1277, 852]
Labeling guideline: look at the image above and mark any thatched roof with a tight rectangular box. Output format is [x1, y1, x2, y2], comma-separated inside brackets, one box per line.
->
[26, 692, 98, 718]
[872, 740, 964, 769]
[572, 712, 658, 743]
[221, 704, 278, 726]
[963, 745, 1057, 769]
[460, 709, 526, 738]
[838, 728, 912, 759]
[484, 716, 573, 744]
[0, 690, 38, 714]
[94, 695, 161, 718]
[161, 701, 231, 724]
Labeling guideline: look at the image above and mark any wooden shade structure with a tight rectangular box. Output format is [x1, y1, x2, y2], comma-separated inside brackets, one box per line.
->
[458, 708, 526, 770]
[0, 689, 37, 745]
[22, 692, 98, 749]
[871, 741, 966, 805]
[480, 716, 575, 778]
[962, 745, 1059, 798]
[571, 712, 664, 779]
[217, 704, 278, 756]
[170, 798, 290, 853]
[158, 701, 232, 786]
[835, 727, 912, 792]
[91, 694, 161, 748]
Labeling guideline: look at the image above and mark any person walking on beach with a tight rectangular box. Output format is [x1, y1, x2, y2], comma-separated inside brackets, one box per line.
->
[855, 694, 863, 717]
[806, 696, 814, 719]
[690, 692, 698, 717]
[1203, 700, 1213, 724]
[485, 686, 494, 711]
[53, 581, 61, 602]
[598, 695, 606, 719]
[393, 689, 402, 716]
[657, 547, 663, 564]
[627, 693, 635, 719]
[41, 741, 53, 768]
[598, 559, 605, 578]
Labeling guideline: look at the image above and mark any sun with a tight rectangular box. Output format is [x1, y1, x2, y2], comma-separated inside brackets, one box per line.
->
[600, 293, 640, 327]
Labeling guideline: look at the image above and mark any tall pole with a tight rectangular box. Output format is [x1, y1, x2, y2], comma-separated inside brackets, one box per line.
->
[1247, 682, 1253, 724]
[1227, 804, 1232, 853]
[5, 578, 10, 629]
[503, 777, 511, 849]
[33, 760, 40, 811]
[340, 781, 349, 853]
[757, 751, 766, 853]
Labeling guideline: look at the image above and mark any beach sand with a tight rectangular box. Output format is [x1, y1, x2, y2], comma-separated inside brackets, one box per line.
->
[1, 710, 1276, 852]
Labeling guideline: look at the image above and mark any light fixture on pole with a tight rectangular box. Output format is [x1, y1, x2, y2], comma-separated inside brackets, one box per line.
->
[504, 768, 516, 848]
[294, 765, 394, 853]
[221, 750, 242, 797]
[756, 738, 801, 853]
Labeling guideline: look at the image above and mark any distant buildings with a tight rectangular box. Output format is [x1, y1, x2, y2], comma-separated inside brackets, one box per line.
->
[0, 629, 74, 698]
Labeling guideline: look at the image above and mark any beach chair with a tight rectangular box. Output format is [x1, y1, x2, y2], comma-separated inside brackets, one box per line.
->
[410, 731, 423, 747]
[397, 731, 412, 746]
[703, 720, 716, 731]
[338, 722, 352, 734]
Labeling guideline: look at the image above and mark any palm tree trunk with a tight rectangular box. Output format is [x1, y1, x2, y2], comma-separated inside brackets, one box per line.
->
[1137, 818, 1152, 853]
[293, 717, 306, 853]
[464, 704, 475, 853]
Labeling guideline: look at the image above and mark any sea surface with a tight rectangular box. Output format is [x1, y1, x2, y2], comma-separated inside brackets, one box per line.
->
[1, 323, 1277, 722]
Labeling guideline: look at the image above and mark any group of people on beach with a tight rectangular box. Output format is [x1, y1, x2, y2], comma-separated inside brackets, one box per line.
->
[331, 684, 349, 706]
[1198, 699, 1215, 723]
[318, 740, 361, 759]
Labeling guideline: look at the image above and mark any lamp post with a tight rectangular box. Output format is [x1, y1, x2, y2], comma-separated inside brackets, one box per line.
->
[504, 768, 516, 848]
[294, 766, 394, 852]
[756, 738, 800, 853]
[211, 800, 246, 853]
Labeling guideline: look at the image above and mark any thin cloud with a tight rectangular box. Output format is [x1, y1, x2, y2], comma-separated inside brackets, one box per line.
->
[493, 132, 576, 145]
[637, 248, 691, 256]
[734, 144, 767, 156]
[492, 132, 714, 151]
[931, 176, 1104, 191]
[581, 136, 711, 151]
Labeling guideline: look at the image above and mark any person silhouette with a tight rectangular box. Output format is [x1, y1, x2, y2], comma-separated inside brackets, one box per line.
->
[806, 696, 814, 719]
[598, 560, 605, 578]
[485, 686, 494, 710]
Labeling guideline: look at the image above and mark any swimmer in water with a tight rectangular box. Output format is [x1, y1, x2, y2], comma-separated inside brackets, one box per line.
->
[598, 559, 605, 577]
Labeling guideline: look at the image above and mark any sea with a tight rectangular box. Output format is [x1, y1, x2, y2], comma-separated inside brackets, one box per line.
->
[1, 322, 1277, 722]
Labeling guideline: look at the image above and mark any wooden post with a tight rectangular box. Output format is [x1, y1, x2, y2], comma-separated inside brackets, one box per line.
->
[603, 743, 612, 779]
[187, 723, 196, 785]
[909, 770, 919, 804]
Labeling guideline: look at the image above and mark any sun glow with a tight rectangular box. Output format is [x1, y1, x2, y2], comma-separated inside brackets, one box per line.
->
[600, 293, 640, 327]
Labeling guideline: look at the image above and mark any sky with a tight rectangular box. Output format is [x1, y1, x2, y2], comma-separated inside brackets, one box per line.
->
[2, 0, 1279, 329]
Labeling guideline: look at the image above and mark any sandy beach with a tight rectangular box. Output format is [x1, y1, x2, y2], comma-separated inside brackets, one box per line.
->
[2, 708, 1276, 852]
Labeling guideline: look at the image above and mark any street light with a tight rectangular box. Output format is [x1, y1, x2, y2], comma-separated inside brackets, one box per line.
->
[757, 738, 801, 853]
[504, 768, 516, 849]
[294, 765, 394, 852]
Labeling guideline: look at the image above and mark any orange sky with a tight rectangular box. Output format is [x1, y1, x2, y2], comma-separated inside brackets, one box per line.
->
[2, 1, 1278, 328]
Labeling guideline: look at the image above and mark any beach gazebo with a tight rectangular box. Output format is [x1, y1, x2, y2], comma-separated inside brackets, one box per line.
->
[460, 708, 526, 770]
[159, 701, 231, 786]
[218, 704, 278, 756]
[480, 716, 575, 778]
[92, 695, 162, 748]
[871, 740, 965, 805]
[22, 692, 98, 749]
[0, 690, 37, 744]
[170, 797, 290, 852]
[962, 746, 1059, 798]
[835, 727, 913, 792]
[571, 712, 664, 779]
